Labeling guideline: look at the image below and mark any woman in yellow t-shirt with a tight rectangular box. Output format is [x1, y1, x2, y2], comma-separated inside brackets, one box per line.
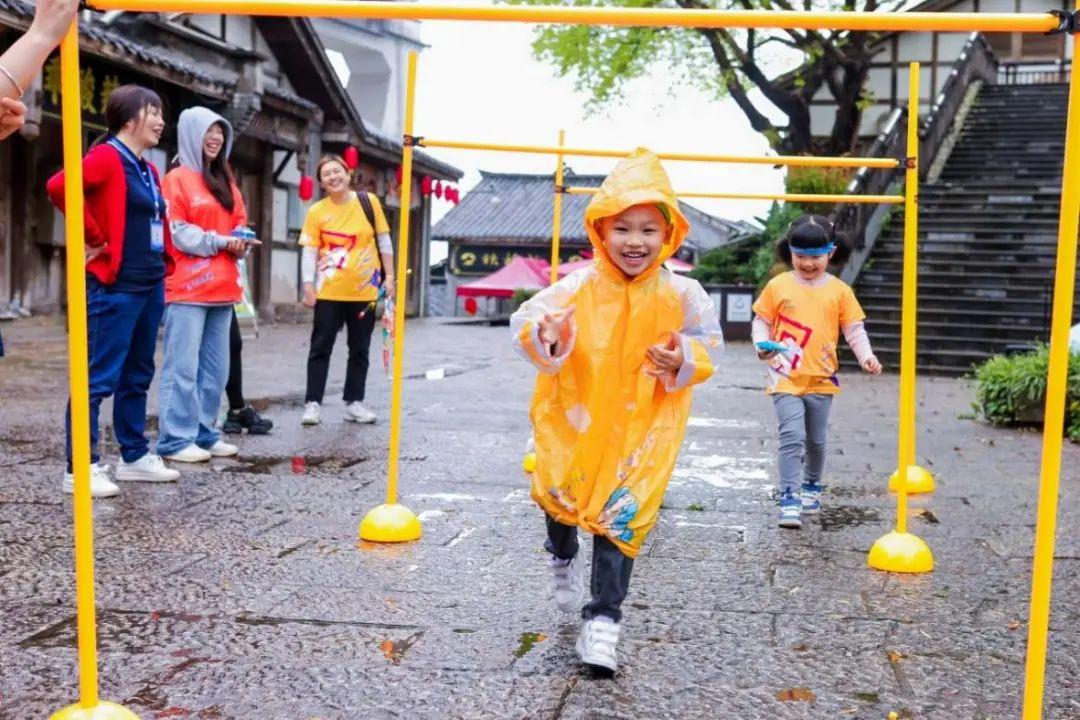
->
[298, 154, 395, 426]
[751, 215, 882, 529]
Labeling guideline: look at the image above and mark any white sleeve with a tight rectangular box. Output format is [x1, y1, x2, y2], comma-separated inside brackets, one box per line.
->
[664, 278, 724, 391]
[751, 315, 772, 345]
[509, 269, 590, 374]
[376, 232, 393, 256]
[842, 321, 876, 365]
[301, 246, 317, 285]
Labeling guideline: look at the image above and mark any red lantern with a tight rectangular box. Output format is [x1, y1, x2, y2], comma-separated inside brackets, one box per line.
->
[451, 187, 461, 204]
[395, 165, 404, 186]
[434, 180, 443, 199]
[464, 297, 478, 316]
[298, 176, 314, 201]
[343, 146, 359, 169]
[421, 175, 433, 196]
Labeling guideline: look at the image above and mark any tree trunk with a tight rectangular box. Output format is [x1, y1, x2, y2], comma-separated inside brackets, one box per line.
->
[779, 98, 814, 155]
[826, 63, 870, 155]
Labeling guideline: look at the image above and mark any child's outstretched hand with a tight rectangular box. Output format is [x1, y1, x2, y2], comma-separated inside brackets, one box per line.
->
[862, 356, 883, 375]
[645, 333, 685, 377]
[538, 306, 575, 350]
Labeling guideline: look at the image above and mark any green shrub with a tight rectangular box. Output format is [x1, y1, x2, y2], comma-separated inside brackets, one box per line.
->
[785, 166, 855, 216]
[510, 288, 538, 312]
[690, 202, 800, 289]
[972, 345, 1080, 441]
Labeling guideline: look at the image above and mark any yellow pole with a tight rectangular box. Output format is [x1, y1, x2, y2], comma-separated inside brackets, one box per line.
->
[1021, 49, 1080, 720]
[51, 21, 140, 720]
[895, 62, 922, 535]
[550, 129, 565, 284]
[866, 63, 932, 575]
[564, 187, 903, 205]
[420, 139, 899, 169]
[86, 0, 1060, 33]
[60, 22, 99, 710]
[387, 53, 417, 507]
[358, 51, 421, 543]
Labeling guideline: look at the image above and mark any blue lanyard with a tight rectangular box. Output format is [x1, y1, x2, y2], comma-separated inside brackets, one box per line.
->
[109, 138, 162, 221]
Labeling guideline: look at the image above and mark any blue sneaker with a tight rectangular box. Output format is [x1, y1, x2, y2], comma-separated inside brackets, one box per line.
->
[800, 482, 823, 514]
[777, 490, 802, 529]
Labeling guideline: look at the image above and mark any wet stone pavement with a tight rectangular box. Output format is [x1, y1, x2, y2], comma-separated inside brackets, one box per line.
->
[0, 317, 1078, 719]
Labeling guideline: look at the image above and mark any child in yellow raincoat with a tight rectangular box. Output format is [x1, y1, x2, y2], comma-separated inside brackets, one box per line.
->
[510, 149, 723, 674]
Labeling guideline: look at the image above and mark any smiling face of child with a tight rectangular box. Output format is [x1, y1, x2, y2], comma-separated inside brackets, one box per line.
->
[790, 250, 833, 282]
[600, 204, 668, 277]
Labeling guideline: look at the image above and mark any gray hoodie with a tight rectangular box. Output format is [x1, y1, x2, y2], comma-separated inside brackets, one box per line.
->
[169, 106, 241, 258]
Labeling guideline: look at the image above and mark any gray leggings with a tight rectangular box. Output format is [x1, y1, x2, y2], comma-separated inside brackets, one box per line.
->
[773, 393, 834, 495]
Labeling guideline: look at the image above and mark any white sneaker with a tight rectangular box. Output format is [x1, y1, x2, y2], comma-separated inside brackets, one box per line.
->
[344, 402, 376, 424]
[576, 616, 620, 675]
[116, 454, 181, 482]
[62, 463, 119, 498]
[549, 553, 586, 614]
[302, 401, 321, 426]
[208, 440, 238, 458]
[163, 444, 212, 463]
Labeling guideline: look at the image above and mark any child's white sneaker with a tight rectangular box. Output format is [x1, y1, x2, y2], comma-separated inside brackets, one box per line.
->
[576, 615, 620, 675]
[62, 463, 119, 498]
[549, 552, 586, 614]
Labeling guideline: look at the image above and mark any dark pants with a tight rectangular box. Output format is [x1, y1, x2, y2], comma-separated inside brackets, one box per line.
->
[226, 309, 244, 411]
[66, 278, 165, 470]
[545, 515, 635, 622]
[305, 299, 377, 404]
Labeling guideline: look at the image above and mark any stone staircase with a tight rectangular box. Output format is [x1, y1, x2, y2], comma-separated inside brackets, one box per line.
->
[853, 82, 1080, 375]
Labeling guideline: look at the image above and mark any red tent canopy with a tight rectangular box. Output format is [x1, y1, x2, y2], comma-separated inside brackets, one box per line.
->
[456, 256, 551, 299]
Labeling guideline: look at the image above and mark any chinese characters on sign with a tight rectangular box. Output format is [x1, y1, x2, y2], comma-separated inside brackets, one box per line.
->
[451, 244, 586, 276]
[42, 56, 130, 126]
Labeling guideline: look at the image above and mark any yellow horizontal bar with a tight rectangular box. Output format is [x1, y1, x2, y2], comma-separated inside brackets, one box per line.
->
[565, 187, 904, 204]
[420, 139, 898, 169]
[87, 1, 1060, 33]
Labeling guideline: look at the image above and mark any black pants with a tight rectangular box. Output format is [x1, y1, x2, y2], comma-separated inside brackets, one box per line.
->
[305, 299, 377, 404]
[545, 515, 635, 622]
[225, 310, 244, 411]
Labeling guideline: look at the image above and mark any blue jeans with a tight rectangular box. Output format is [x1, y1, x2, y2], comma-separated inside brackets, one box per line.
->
[156, 304, 232, 456]
[66, 278, 165, 470]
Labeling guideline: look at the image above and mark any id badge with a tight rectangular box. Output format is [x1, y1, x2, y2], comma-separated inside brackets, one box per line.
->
[150, 220, 165, 252]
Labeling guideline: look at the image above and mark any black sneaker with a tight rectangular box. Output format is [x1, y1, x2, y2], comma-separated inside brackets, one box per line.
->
[223, 407, 273, 435]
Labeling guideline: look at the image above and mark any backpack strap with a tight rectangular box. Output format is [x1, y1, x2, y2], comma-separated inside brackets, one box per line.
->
[356, 191, 385, 286]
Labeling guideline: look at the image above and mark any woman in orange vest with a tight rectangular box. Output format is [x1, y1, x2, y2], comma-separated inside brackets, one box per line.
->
[157, 107, 257, 463]
[299, 154, 395, 426]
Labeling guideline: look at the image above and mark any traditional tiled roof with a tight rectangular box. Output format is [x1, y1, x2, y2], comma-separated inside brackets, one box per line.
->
[432, 170, 754, 252]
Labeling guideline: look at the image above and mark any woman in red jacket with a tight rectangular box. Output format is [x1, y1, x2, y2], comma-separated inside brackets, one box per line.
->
[47, 84, 182, 498]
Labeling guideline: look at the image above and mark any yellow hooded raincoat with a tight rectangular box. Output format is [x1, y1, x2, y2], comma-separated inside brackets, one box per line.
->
[510, 149, 724, 558]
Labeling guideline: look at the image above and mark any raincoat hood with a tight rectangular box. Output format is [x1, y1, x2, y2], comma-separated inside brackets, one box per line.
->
[584, 148, 690, 278]
[177, 106, 234, 173]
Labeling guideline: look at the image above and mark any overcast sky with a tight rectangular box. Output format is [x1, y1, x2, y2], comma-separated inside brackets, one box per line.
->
[414, 15, 788, 241]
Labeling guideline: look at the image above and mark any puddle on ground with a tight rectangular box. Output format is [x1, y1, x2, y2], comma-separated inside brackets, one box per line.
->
[913, 508, 940, 525]
[672, 454, 768, 487]
[817, 505, 882, 532]
[513, 631, 547, 659]
[226, 455, 368, 475]
[411, 492, 481, 503]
